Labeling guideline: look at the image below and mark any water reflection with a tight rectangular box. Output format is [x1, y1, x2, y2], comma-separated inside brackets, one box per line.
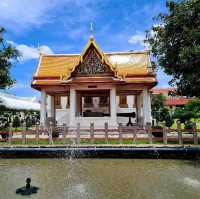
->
[0, 159, 200, 199]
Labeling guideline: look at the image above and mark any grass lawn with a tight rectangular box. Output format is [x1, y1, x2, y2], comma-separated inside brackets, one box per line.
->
[0, 139, 149, 145]
[0, 138, 197, 145]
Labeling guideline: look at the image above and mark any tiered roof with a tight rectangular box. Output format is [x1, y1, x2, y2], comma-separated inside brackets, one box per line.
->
[32, 37, 157, 88]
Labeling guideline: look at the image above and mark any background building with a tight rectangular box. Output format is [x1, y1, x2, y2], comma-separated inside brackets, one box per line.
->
[151, 88, 190, 112]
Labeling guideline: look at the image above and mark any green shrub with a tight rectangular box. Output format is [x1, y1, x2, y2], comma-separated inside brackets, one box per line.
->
[13, 115, 21, 128]
[173, 107, 194, 123]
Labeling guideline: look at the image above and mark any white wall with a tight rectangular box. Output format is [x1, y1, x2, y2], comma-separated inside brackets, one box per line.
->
[56, 109, 70, 125]
[116, 95, 136, 125]
[47, 96, 69, 125]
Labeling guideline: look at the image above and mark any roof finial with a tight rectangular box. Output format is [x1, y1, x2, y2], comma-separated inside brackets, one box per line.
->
[90, 22, 94, 38]
[37, 42, 41, 55]
[37, 42, 43, 55]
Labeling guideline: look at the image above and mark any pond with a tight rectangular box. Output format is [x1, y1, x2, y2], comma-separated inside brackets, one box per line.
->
[0, 158, 200, 199]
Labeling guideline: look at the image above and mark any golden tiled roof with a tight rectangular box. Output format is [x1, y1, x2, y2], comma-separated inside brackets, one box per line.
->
[106, 52, 150, 77]
[35, 55, 80, 78]
[33, 37, 156, 86]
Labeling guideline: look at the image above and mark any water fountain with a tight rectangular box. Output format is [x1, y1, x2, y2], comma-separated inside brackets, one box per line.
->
[16, 178, 39, 196]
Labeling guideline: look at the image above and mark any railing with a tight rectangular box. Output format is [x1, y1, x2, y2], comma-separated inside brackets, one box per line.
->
[0, 121, 199, 145]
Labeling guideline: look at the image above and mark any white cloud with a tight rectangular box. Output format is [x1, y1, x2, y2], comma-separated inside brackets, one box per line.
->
[17, 45, 39, 60]
[128, 26, 163, 50]
[128, 31, 145, 46]
[128, 31, 150, 50]
[7, 40, 53, 61]
[39, 45, 54, 55]
[0, 0, 97, 33]
[0, 0, 59, 32]
[11, 82, 30, 89]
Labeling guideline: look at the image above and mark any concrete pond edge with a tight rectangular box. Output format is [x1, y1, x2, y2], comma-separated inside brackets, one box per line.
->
[0, 144, 200, 159]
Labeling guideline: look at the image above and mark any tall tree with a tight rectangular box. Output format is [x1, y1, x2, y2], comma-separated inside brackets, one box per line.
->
[0, 27, 20, 89]
[146, 0, 200, 97]
[151, 94, 165, 125]
[151, 94, 174, 127]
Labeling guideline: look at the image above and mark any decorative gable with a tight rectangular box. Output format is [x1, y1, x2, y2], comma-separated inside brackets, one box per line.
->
[71, 37, 114, 77]
[73, 47, 113, 75]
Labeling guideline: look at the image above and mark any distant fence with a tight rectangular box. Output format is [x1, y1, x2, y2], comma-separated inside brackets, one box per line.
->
[0, 121, 200, 145]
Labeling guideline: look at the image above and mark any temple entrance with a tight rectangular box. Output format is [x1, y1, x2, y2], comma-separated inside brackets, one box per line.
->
[76, 90, 110, 117]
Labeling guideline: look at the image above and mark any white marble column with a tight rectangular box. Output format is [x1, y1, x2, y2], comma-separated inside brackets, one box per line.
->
[110, 87, 117, 127]
[40, 90, 47, 127]
[50, 96, 55, 124]
[142, 88, 152, 126]
[69, 88, 76, 127]
[136, 94, 142, 125]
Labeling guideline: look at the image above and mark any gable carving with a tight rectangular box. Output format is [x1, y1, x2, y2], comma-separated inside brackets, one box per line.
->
[73, 48, 113, 75]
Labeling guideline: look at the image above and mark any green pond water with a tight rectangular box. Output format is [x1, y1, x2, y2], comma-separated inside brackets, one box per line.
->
[0, 158, 200, 199]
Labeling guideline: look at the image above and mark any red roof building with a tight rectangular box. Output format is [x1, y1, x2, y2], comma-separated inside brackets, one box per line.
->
[164, 97, 190, 106]
[151, 88, 176, 97]
[151, 87, 190, 107]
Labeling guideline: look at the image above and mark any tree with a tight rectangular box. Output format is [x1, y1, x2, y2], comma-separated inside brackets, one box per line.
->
[173, 106, 195, 129]
[151, 94, 174, 127]
[0, 27, 20, 89]
[12, 115, 21, 129]
[146, 0, 200, 97]
[160, 107, 174, 127]
[185, 99, 200, 118]
[173, 107, 194, 123]
[151, 94, 165, 125]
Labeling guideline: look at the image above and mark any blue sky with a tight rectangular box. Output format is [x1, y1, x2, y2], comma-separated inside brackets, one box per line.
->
[0, 0, 171, 98]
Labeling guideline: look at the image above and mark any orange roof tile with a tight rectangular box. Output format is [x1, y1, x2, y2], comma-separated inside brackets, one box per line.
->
[151, 88, 176, 95]
[165, 97, 190, 106]
[35, 55, 80, 78]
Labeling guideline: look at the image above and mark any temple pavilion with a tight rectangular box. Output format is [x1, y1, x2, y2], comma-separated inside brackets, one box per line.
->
[31, 36, 157, 128]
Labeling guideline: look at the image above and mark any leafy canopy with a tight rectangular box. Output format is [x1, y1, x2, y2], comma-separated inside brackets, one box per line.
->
[172, 99, 200, 129]
[151, 94, 166, 124]
[185, 99, 200, 117]
[0, 27, 20, 89]
[146, 0, 200, 97]
[173, 107, 194, 123]
[151, 94, 173, 127]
